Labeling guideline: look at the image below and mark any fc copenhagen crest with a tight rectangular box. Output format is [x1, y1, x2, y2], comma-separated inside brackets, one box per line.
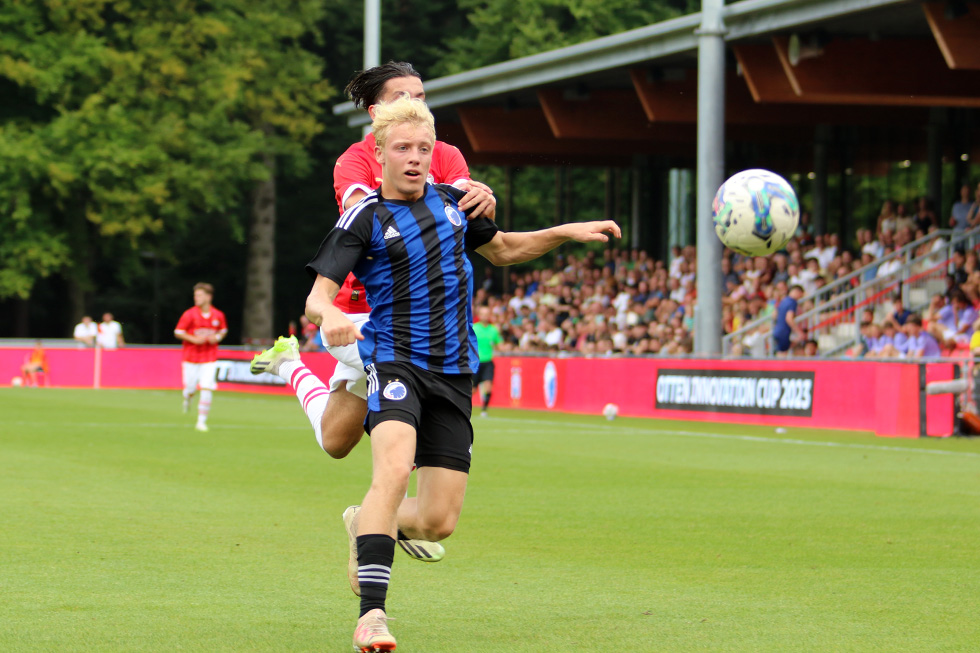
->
[383, 379, 408, 401]
[444, 205, 462, 226]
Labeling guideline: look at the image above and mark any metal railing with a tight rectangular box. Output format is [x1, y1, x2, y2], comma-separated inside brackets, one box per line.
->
[722, 226, 980, 357]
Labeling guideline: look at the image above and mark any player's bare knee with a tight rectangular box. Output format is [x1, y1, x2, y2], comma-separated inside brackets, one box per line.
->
[370, 464, 412, 500]
[319, 431, 355, 459]
[417, 513, 458, 541]
[318, 415, 363, 459]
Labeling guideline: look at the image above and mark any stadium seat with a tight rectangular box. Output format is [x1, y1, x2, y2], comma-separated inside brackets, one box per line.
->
[908, 288, 928, 307]
[817, 334, 838, 351]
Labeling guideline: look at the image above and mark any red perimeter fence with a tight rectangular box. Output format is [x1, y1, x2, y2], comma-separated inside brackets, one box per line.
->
[0, 345, 956, 438]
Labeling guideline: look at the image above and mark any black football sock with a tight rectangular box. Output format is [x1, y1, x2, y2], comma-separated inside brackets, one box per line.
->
[356, 534, 395, 617]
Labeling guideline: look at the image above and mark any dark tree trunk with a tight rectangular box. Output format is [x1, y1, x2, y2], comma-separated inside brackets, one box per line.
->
[242, 149, 277, 346]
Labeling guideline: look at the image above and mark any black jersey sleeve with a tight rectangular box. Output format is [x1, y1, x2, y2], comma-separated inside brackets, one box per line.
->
[433, 183, 500, 250]
[305, 203, 375, 282]
[465, 217, 499, 250]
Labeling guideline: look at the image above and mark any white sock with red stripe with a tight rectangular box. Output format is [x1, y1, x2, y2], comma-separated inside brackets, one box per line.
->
[279, 360, 329, 448]
[197, 389, 212, 425]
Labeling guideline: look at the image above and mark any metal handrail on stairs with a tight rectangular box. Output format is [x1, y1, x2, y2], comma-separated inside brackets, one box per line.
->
[721, 226, 980, 357]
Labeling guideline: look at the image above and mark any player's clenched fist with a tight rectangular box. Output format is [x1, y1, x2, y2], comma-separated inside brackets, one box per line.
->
[320, 315, 364, 347]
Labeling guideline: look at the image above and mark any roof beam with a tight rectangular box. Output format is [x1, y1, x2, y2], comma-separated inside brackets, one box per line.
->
[538, 88, 649, 139]
[923, 0, 980, 70]
[456, 105, 695, 159]
[438, 120, 633, 167]
[335, 0, 911, 125]
[732, 43, 797, 103]
[634, 61, 930, 126]
[772, 36, 980, 107]
[631, 67, 833, 124]
[536, 88, 696, 142]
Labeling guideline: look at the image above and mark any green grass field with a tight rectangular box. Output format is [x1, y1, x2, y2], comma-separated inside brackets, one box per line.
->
[2, 388, 979, 652]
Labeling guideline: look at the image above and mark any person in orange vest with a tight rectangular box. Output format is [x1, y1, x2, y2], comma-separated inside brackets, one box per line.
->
[20, 340, 48, 387]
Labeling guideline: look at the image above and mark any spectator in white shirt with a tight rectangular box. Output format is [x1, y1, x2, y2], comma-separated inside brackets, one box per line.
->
[668, 277, 686, 303]
[668, 245, 685, 279]
[73, 315, 98, 347]
[797, 258, 820, 295]
[96, 312, 125, 349]
[805, 233, 837, 272]
[876, 246, 903, 279]
[859, 228, 884, 259]
[507, 285, 536, 313]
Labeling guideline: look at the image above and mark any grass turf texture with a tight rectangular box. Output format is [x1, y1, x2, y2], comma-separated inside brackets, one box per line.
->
[2, 388, 979, 652]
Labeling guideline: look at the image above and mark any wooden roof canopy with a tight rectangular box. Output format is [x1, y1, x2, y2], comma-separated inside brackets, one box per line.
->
[334, 0, 980, 172]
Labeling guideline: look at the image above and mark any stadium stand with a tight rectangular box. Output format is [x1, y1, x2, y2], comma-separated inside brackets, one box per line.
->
[473, 188, 980, 360]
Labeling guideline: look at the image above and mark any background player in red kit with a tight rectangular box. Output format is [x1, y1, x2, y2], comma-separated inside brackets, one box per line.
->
[174, 282, 228, 432]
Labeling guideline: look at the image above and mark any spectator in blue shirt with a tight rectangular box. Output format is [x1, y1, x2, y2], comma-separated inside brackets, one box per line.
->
[889, 295, 912, 326]
[933, 289, 976, 347]
[904, 314, 942, 358]
[773, 285, 805, 355]
[950, 183, 973, 232]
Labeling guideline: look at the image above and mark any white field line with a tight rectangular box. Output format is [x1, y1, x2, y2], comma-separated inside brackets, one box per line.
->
[482, 416, 980, 459]
[8, 421, 306, 431]
[12, 416, 980, 459]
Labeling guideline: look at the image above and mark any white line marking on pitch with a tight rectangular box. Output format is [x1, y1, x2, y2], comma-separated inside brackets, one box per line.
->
[483, 417, 980, 459]
[9, 421, 307, 431]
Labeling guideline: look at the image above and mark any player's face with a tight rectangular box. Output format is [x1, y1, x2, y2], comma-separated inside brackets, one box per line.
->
[194, 289, 211, 308]
[377, 123, 434, 202]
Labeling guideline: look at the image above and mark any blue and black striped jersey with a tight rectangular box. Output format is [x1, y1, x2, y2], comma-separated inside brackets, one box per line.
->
[308, 183, 499, 375]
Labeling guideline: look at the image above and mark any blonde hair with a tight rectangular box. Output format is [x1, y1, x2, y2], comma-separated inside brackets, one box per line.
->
[372, 97, 435, 149]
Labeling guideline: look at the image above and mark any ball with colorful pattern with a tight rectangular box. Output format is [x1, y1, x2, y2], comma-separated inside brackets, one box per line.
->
[712, 169, 800, 257]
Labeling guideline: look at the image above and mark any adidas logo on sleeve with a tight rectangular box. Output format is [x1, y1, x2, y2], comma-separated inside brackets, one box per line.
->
[383, 226, 401, 240]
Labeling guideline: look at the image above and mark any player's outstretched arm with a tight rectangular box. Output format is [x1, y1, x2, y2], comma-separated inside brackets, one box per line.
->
[475, 220, 620, 266]
[306, 275, 364, 346]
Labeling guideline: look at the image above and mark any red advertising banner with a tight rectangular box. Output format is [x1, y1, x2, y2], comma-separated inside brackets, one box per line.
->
[0, 346, 337, 395]
[495, 356, 951, 438]
[0, 346, 954, 438]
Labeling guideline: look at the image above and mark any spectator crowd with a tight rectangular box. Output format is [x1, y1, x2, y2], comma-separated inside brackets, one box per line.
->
[389, 181, 980, 360]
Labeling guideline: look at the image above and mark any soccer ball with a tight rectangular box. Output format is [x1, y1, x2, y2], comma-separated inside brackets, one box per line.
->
[712, 169, 799, 257]
[11, 376, 23, 387]
[602, 403, 618, 421]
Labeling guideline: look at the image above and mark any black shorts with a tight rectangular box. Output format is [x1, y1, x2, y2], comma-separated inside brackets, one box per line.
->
[474, 360, 495, 385]
[365, 361, 474, 473]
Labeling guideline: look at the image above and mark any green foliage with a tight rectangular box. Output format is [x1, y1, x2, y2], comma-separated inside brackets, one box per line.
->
[0, 123, 70, 298]
[429, 0, 692, 268]
[0, 0, 331, 301]
[433, 0, 694, 76]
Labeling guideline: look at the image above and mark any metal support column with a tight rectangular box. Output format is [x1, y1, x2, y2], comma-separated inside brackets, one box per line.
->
[813, 124, 831, 236]
[362, 0, 380, 138]
[694, 0, 726, 355]
[927, 108, 946, 212]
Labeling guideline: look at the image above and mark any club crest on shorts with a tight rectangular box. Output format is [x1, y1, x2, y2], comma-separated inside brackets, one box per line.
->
[383, 379, 408, 401]
[444, 205, 462, 226]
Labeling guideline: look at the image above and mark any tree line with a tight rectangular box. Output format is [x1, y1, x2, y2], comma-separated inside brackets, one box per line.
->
[0, 0, 696, 344]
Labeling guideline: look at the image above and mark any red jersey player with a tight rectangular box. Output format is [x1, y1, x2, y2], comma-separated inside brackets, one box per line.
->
[174, 282, 228, 432]
[332, 134, 475, 313]
[314, 62, 495, 459]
